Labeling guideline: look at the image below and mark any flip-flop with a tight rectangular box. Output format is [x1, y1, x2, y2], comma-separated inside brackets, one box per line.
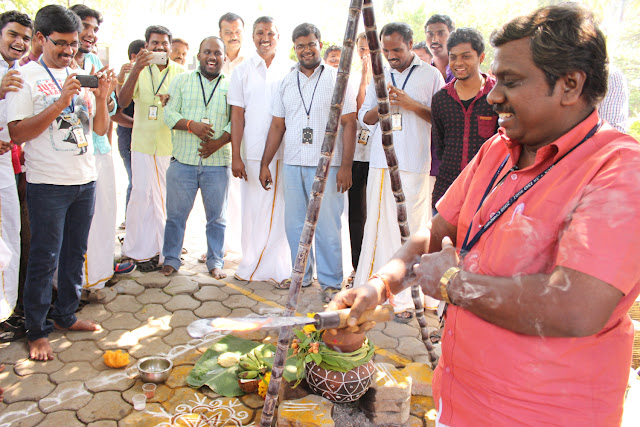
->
[198, 253, 207, 263]
[322, 288, 340, 304]
[394, 310, 415, 324]
[275, 278, 312, 290]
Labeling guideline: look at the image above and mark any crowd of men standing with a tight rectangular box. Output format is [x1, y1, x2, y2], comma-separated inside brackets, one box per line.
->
[0, 3, 631, 365]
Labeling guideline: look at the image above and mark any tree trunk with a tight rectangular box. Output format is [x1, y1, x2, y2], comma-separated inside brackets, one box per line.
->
[362, 0, 439, 368]
[259, 1, 364, 425]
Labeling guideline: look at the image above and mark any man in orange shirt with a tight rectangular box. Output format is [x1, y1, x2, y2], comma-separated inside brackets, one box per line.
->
[330, 4, 640, 425]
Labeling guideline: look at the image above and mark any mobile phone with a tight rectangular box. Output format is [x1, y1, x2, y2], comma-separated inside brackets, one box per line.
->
[149, 52, 168, 65]
[76, 75, 99, 88]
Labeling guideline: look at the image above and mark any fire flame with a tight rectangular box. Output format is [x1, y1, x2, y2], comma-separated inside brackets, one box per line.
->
[210, 317, 270, 332]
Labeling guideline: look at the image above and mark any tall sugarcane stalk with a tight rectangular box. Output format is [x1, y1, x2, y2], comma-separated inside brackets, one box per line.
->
[259, 1, 363, 425]
[362, 0, 439, 368]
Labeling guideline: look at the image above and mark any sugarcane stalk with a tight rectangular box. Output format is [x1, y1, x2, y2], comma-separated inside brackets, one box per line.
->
[259, 2, 363, 425]
[362, 0, 439, 368]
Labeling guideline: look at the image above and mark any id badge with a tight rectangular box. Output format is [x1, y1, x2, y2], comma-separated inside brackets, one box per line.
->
[201, 118, 209, 124]
[302, 127, 313, 144]
[357, 129, 370, 145]
[392, 113, 403, 131]
[73, 127, 88, 148]
[148, 105, 158, 120]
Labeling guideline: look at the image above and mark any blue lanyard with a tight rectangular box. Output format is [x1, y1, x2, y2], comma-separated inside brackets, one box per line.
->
[460, 120, 602, 258]
[390, 65, 417, 91]
[296, 66, 324, 121]
[149, 66, 169, 96]
[40, 59, 75, 114]
[198, 73, 221, 108]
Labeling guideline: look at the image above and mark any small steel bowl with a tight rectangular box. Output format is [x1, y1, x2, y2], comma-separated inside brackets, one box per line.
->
[137, 356, 173, 383]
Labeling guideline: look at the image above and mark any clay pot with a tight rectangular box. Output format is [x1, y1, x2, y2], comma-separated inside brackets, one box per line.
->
[305, 360, 375, 403]
[322, 328, 366, 353]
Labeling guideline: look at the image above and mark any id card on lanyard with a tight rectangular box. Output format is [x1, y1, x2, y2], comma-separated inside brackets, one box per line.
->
[148, 66, 168, 120]
[198, 73, 221, 125]
[40, 60, 87, 147]
[297, 67, 324, 144]
[390, 65, 417, 132]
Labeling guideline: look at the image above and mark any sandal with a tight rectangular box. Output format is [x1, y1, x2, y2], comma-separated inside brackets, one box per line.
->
[322, 288, 340, 304]
[137, 255, 160, 273]
[429, 327, 443, 344]
[394, 310, 415, 324]
[0, 317, 26, 343]
[198, 253, 207, 263]
[275, 278, 312, 290]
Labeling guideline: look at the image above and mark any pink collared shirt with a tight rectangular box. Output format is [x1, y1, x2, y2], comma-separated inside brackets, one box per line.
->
[436, 110, 640, 425]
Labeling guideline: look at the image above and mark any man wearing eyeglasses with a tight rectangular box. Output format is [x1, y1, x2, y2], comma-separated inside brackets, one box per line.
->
[6, 5, 112, 360]
[259, 23, 357, 304]
[117, 25, 185, 272]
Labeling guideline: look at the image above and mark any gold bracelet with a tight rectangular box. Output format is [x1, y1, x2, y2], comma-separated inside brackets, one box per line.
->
[439, 267, 460, 305]
[117, 77, 125, 85]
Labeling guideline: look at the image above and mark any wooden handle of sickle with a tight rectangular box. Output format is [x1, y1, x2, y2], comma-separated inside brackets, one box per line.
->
[314, 305, 395, 330]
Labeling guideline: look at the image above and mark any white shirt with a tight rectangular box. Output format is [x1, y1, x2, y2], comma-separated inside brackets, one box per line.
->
[227, 53, 294, 161]
[0, 58, 17, 189]
[222, 50, 248, 78]
[359, 55, 444, 174]
[6, 61, 97, 185]
[271, 62, 357, 167]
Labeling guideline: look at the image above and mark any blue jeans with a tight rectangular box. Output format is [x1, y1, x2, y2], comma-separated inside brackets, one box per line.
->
[119, 147, 132, 211]
[24, 182, 96, 340]
[163, 160, 229, 272]
[283, 165, 343, 290]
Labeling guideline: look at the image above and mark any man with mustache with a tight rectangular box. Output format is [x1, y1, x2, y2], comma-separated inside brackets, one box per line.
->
[331, 4, 640, 425]
[425, 14, 454, 84]
[425, 14, 455, 202]
[354, 22, 444, 321]
[229, 16, 294, 284]
[118, 25, 185, 272]
[219, 12, 245, 78]
[0, 10, 32, 340]
[7, 4, 112, 360]
[161, 37, 230, 280]
[259, 23, 357, 303]
[170, 38, 189, 66]
[69, 4, 134, 286]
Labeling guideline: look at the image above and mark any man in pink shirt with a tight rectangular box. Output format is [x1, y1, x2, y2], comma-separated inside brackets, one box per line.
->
[330, 4, 640, 425]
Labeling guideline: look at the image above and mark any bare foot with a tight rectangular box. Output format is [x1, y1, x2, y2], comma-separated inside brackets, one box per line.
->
[160, 264, 176, 276]
[54, 319, 101, 332]
[28, 338, 54, 361]
[210, 268, 227, 279]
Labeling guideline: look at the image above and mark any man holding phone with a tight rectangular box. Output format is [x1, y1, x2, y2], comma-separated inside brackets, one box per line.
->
[69, 4, 132, 288]
[117, 25, 185, 272]
[6, 5, 112, 360]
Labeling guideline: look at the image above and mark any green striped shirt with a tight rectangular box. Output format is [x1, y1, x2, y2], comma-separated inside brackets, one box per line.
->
[164, 69, 231, 166]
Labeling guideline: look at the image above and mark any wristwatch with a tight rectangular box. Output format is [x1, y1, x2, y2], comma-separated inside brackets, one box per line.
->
[439, 267, 460, 305]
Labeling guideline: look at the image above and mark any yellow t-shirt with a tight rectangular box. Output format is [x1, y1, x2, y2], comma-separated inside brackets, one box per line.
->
[131, 60, 185, 156]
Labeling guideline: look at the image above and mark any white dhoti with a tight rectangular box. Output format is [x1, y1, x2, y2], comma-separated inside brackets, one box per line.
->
[235, 160, 290, 282]
[354, 168, 438, 312]
[224, 172, 243, 255]
[83, 151, 116, 289]
[122, 152, 170, 262]
[0, 184, 20, 321]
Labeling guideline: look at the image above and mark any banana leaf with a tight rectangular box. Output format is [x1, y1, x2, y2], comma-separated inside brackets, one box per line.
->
[186, 335, 298, 397]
